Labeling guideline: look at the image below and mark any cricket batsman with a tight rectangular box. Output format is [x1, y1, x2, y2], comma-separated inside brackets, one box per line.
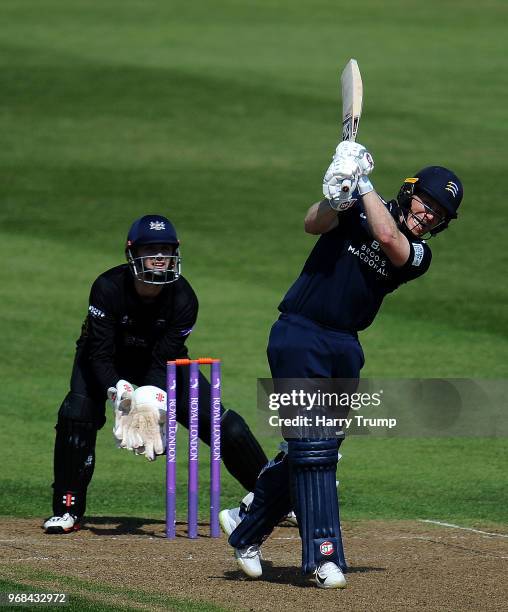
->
[43, 214, 268, 534]
[219, 142, 463, 588]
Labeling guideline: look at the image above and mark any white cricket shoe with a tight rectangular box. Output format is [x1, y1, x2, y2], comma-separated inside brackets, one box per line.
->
[219, 507, 243, 537]
[314, 561, 346, 589]
[234, 544, 263, 578]
[220, 503, 298, 533]
[219, 490, 254, 537]
[43, 513, 81, 534]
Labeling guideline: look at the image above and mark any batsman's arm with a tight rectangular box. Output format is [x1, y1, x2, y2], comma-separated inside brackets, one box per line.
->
[361, 191, 410, 267]
[304, 199, 339, 234]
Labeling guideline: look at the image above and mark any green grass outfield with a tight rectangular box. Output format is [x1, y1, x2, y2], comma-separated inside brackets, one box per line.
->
[0, 574, 230, 612]
[1, 0, 507, 539]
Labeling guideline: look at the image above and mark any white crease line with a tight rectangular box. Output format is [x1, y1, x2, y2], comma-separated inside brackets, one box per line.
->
[418, 520, 508, 538]
[2, 556, 205, 563]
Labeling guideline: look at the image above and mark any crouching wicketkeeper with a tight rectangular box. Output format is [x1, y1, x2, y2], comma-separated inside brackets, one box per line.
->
[43, 214, 268, 534]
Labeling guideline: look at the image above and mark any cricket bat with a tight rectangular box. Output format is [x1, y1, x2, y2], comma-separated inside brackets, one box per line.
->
[340, 58, 363, 193]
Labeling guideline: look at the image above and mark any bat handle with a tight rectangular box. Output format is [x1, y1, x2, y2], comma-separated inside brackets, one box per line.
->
[341, 179, 352, 193]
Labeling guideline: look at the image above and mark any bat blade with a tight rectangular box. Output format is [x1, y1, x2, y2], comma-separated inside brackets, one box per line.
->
[341, 58, 363, 142]
[340, 58, 363, 192]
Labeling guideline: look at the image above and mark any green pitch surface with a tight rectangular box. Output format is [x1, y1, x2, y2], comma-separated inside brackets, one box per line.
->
[1, 0, 507, 538]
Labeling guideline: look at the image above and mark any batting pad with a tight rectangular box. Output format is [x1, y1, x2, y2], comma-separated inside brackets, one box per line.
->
[288, 438, 347, 573]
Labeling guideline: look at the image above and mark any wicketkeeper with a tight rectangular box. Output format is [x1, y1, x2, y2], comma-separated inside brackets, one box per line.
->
[43, 214, 268, 534]
[219, 142, 463, 588]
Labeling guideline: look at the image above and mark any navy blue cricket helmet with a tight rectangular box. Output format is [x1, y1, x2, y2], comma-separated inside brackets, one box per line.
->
[414, 166, 463, 219]
[125, 215, 181, 284]
[397, 166, 463, 236]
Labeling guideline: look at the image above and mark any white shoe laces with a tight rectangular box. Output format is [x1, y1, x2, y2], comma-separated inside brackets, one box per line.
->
[243, 545, 262, 559]
[47, 513, 74, 523]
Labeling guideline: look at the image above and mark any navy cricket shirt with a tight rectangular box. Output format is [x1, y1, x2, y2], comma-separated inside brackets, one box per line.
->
[279, 199, 432, 332]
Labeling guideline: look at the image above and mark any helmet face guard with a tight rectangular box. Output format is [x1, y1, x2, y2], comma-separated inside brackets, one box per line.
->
[397, 166, 463, 239]
[126, 248, 181, 285]
[125, 215, 181, 285]
[397, 179, 449, 239]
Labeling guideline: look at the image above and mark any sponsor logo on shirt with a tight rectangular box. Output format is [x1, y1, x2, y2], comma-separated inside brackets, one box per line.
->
[347, 243, 390, 277]
[412, 243, 424, 267]
[88, 305, 106, 318]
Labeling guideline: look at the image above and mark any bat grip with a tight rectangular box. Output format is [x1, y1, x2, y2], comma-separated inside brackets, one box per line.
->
[341, 179, 352, 193]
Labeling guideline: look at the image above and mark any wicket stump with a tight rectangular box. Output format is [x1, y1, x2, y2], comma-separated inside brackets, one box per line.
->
[166, 358, 221, 539]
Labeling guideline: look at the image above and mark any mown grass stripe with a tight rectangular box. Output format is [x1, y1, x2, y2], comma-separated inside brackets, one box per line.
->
[0, 568, 232, 612]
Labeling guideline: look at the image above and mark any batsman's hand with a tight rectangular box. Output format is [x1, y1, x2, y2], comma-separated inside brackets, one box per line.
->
[323, 141, 375, 209]
[333, 141, 374, 176]
[323, 155, 359, 210]
[123, 386, 167, 461]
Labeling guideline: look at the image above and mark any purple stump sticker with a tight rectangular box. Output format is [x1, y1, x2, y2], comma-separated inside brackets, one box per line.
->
[188, 361, 199, 538]
[210, 360, 221, 537]
[166, 362, 177, 539]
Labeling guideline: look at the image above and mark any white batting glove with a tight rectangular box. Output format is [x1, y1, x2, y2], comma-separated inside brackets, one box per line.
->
[323, 155, 359, 211]
[123, 386, 167, 461]
[358, 176, 375, 196]
[356, 145, 375, 196]
[323, 141, 375, 208]
[333, 141, 374, 174]
[356, 148, 374, 176]
[333, 140, 366, 159]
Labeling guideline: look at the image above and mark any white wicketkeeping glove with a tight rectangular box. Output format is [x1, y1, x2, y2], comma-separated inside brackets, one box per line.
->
[123, 386, 167, 461]
[107, 380, 135, 447]
[323, 141, 375, 209]
[108, 379, 134, 411]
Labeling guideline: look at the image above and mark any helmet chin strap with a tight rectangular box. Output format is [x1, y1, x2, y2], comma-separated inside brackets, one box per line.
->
[398, 209, 442, 241]
[401, 209, 432, 240]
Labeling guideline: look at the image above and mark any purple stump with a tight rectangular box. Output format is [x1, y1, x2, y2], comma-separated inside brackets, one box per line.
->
[188, 361, 199, 538]
[166, 362, 177, 539]
[210, 360, 221, 537]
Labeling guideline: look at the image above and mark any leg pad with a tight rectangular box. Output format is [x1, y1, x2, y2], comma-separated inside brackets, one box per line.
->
[288, 438, 347, 573]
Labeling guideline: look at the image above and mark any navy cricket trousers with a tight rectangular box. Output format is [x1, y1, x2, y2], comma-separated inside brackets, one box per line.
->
[229, 313, 364, 569]
[267, 312, 364, 379]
